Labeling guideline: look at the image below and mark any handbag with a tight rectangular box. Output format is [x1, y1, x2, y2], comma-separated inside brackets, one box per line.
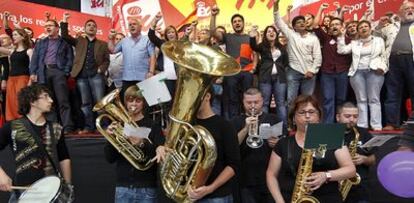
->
[21, 117, 75, 203]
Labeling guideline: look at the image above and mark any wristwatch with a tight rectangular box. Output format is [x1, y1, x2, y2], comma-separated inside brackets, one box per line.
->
[325, 171, 332, 183]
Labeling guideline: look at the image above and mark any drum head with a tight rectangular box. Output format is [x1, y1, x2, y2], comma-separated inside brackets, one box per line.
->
[18, 176, 61, 203]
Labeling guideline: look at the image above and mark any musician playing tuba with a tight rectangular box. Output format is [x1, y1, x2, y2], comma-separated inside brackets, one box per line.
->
[266, 95, 355, 203]
[336, 102, 376, 203]
[103, 86, 163, 203]
[155, 88, 240, 202]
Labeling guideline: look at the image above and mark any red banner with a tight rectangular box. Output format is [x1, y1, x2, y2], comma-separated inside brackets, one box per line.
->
[0, 0, 111, 40]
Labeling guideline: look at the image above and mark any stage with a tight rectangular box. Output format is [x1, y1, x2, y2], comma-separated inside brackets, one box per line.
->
[1, 132, 413, 203]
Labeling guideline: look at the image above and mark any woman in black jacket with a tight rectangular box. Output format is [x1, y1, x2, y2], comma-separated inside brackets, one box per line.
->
[249, 25, 289, 125]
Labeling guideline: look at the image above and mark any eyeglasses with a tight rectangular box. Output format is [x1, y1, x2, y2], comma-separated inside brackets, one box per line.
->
[296, 110, 318, 116]
[38, 94, 51, 100]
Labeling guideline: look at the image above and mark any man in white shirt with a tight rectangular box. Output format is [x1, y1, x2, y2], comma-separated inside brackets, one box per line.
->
[273, 0, 322, 105]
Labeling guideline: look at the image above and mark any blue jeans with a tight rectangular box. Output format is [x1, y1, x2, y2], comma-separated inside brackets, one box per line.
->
[259, 76, 287, 127]
[320, 71, 349, 123]
[115, 187, 157, 203]
[385, 54, 414, 127]
[197, 195, 233, 203]
[76, 74, 105, 130]
[350, 69, 384, 129]
[286, 67, 316, 105]
[223, 72, 253, 119]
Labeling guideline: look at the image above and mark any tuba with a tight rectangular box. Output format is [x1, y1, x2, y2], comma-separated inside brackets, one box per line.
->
[160, 40, 240, 202]
[93, 89, 154, 171]
[339, 127, 361, 200]
[291, 148, 320, 203]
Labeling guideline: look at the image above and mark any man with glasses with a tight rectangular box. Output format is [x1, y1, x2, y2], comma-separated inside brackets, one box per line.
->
[29, 19, 75, 135]
[0, 84, 73, 202]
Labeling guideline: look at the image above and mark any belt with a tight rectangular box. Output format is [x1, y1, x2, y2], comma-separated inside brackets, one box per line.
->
[391, 51, 413, 56]
[45, 64, 58, 68]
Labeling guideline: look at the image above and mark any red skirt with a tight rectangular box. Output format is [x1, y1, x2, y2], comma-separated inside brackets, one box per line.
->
[5, 75, 29, 121]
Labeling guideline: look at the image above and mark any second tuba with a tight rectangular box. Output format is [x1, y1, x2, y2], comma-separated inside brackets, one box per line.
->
[93, 89, 154, 171]
[160, 40, 240, 202]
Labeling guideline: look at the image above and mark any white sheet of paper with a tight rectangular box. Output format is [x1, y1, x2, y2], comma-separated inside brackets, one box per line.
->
[163, 55, 177, 80]
[123, 123, 151, 140]
[360, 135, 396, 148]
[137, 72, 172, 106]
[260, 122, 283, 139]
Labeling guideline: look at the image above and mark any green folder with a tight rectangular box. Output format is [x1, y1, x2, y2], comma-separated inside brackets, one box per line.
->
[304, 123, 346, 150]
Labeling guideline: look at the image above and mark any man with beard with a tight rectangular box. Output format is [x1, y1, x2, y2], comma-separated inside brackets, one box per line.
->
[312, 3, 352, 123]
[336, 102, 376, 203]
[108, 18, 156, 99]
[60, 12, 109, 135]
[273, 0, 322, 106]
[29, 19, 75, 135]
[384, 1, 414, 131]
[210, 5, 256, 119]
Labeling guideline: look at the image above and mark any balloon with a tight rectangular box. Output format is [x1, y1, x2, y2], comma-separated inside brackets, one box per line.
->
[377, 151, 414, 198]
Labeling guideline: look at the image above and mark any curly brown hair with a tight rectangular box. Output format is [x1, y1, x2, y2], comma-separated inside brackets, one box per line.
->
[18, 84, 52, 115]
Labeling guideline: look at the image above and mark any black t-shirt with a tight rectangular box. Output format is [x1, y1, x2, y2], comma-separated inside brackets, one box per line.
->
[231, 113, 280, 187]
[194, 115, 240, 199]
[103, 116, 162, 188]
[273, 136, 342, 203]
[0, 121, 70, 186]
[343, 127, 375, 202]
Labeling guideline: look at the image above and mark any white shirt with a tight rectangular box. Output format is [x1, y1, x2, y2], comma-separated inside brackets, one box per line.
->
[274, 11, 322, 74]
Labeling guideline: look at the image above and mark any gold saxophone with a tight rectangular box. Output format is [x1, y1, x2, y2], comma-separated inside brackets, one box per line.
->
[160, 40, 240, 202]
[93, 89, 154, 171]
[291, 148, 320, 203]
[339, 127, 361, 200]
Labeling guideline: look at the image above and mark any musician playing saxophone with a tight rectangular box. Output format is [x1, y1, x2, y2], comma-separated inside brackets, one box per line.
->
[266, 95, 355, 203]
[104, 86, 163, 203]
[336, 102, 376, 203]
[155, 88, 240, 203]
[231, 88, 284, 203]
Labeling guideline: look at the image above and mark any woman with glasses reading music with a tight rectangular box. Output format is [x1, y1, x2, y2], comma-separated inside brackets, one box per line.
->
[266, 95, 355, 203]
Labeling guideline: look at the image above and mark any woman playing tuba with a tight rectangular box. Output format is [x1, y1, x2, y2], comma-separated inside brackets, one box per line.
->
[266, 95, 356, 203]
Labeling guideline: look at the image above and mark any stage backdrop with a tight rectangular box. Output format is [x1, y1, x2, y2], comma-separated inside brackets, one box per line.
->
[0, 0, 111, 39]
[0, 0, 405, 40]
[111, 0, 405, 35]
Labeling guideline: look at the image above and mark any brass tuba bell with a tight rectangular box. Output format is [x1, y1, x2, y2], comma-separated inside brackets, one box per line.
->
[93, 89, 154, 171]
[160, 40, 240, 202]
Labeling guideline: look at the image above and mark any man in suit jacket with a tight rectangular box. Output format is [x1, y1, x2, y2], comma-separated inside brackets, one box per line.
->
[60, 12, 110, 134]
[29, 19, 75, 135]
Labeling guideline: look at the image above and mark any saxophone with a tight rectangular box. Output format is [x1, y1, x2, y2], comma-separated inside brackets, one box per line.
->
[339, 127, 361, 200]
[160, 40, 240, 202]
[291, 148, 320, 203]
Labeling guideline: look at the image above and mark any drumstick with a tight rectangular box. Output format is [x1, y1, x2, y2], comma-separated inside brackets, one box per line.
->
[11, 186, 30, 190]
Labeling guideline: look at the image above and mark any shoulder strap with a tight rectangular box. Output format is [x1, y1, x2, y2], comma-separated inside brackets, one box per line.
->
[20, 117, 62, 178]
[287, 137, 297, 176]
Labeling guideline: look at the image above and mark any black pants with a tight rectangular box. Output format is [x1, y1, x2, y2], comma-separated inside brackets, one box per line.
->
[45, 68, 74, 131]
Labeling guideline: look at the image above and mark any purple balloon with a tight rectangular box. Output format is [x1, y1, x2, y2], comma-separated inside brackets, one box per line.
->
[377, 151, 414, 198]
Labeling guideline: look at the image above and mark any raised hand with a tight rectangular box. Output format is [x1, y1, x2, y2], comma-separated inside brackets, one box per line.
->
[249, 25, 258, 37]
[108, 29, 116, 40]
[63, 12, 70, 22]
[211, 5, 220, 16]
[320, 3, 329, 11]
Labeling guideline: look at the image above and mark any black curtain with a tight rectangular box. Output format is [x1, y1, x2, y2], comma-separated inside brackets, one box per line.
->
[22, 0, 81, 11]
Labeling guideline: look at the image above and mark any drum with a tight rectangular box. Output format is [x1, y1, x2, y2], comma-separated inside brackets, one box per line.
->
[18, 176, 62, 203]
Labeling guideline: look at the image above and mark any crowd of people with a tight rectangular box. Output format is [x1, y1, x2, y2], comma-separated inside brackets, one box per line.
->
[0, 0, 413, 202]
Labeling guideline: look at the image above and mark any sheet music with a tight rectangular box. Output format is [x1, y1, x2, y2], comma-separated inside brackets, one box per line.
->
[260, 122, 283, 139]
[123, 123, 151, 140]
[137, 72, 172, 106]
[360, 135, 396, 148]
